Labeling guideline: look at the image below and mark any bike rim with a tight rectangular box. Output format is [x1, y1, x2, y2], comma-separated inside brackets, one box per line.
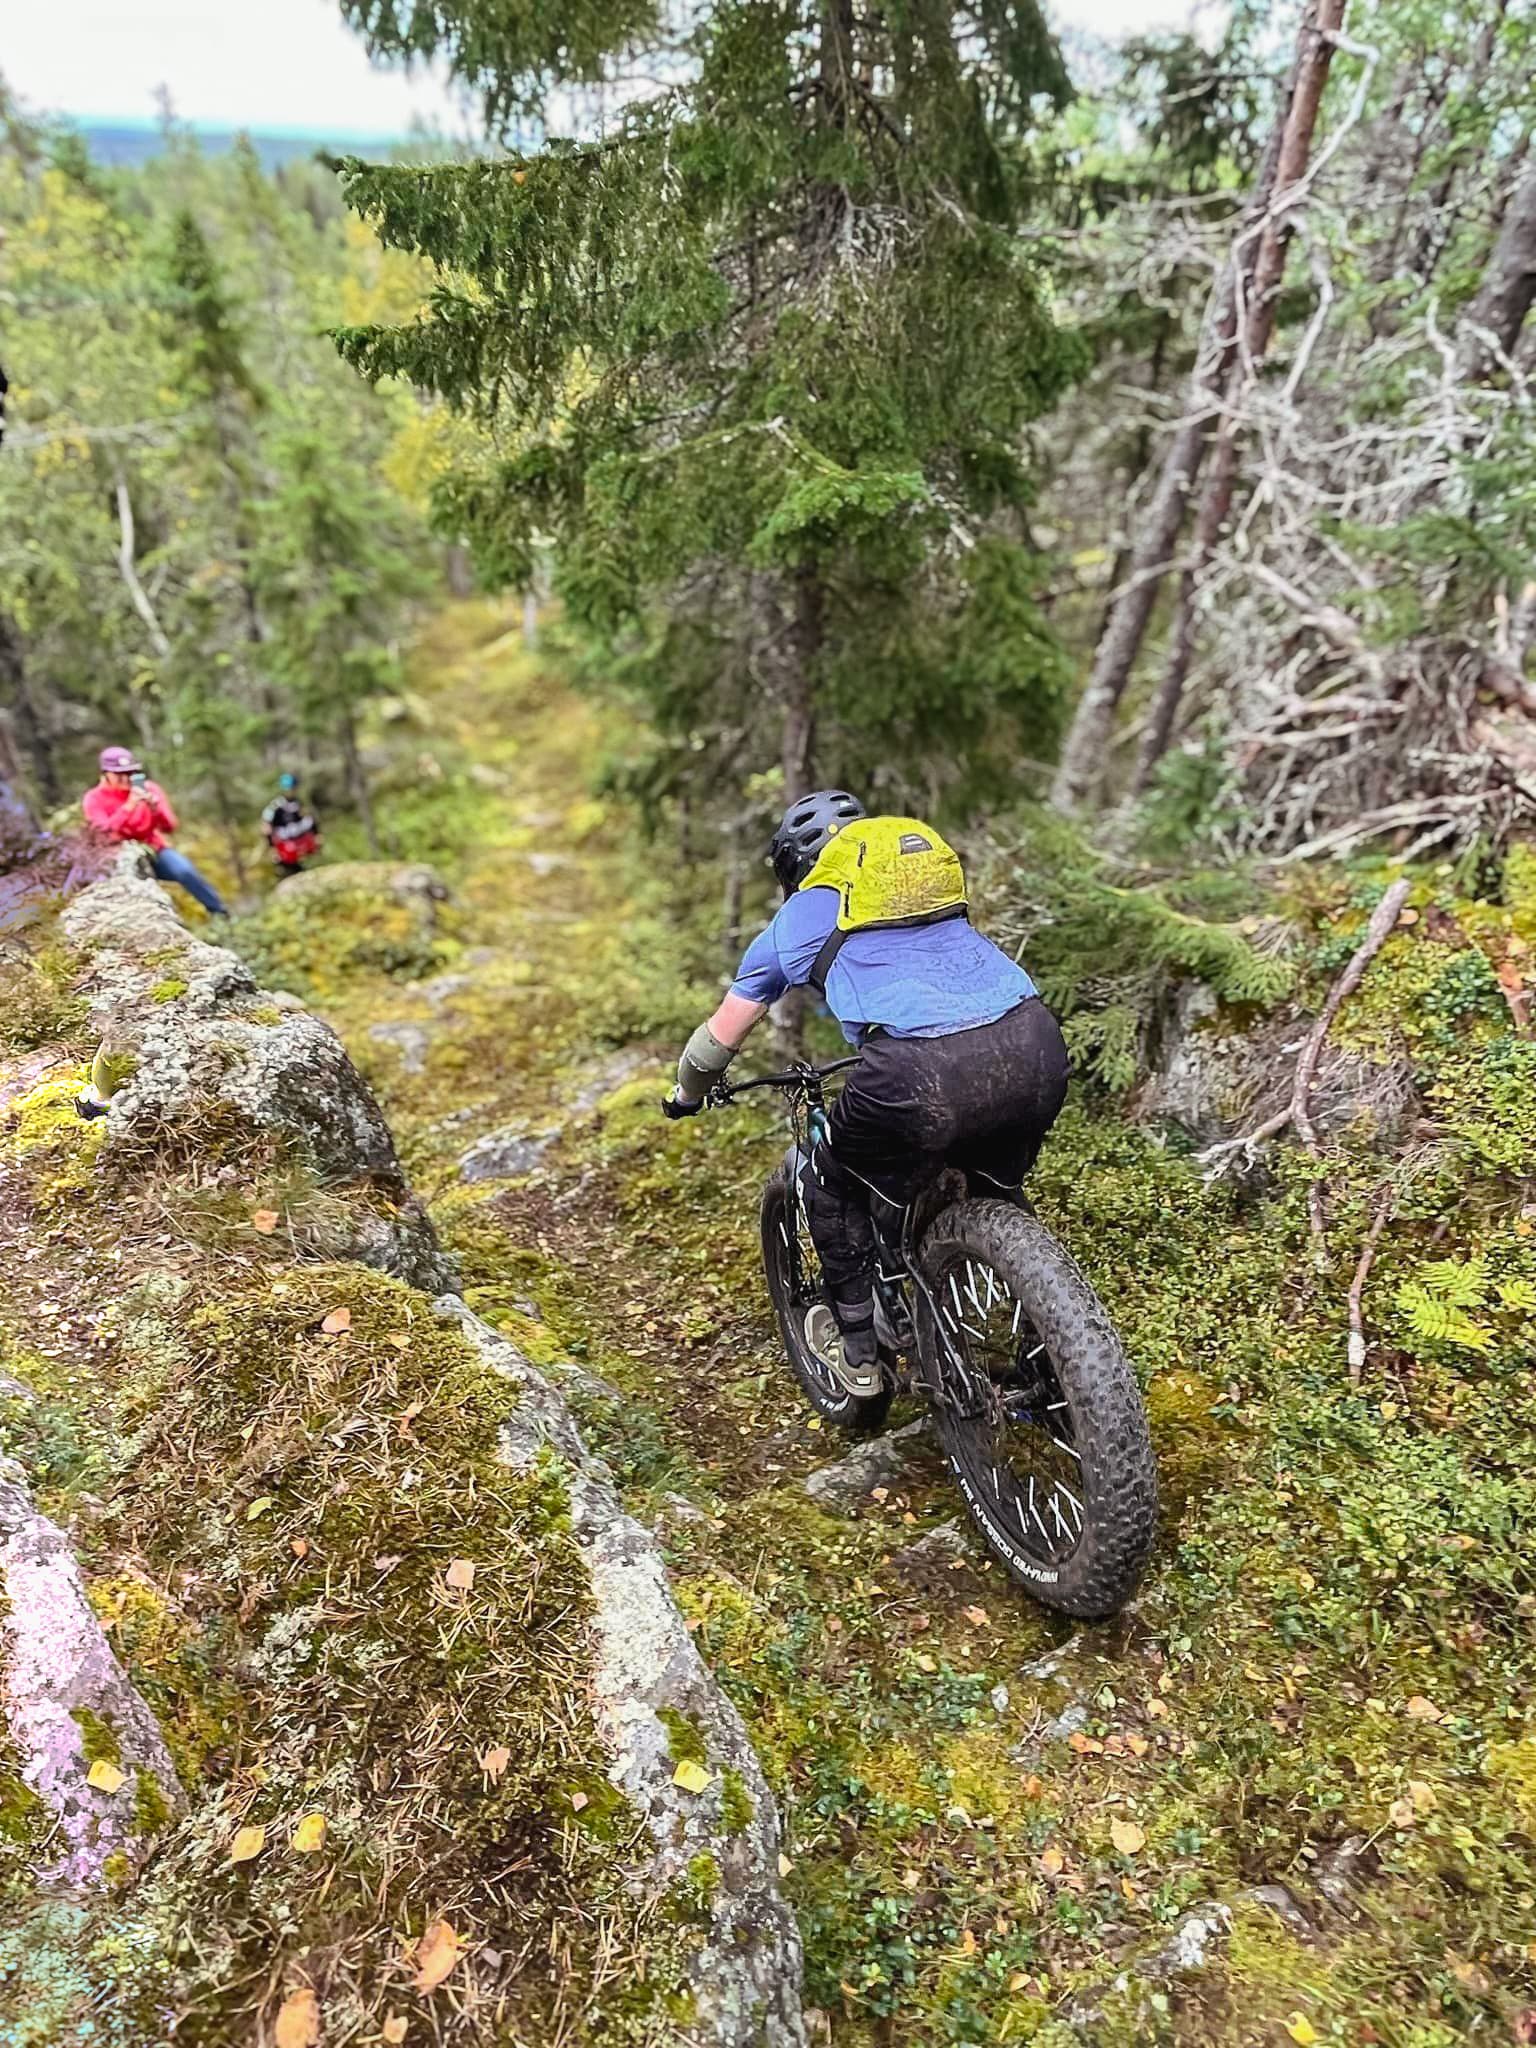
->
[773, 1201, 852, 1408]
[933, 1253, 1085, 1568]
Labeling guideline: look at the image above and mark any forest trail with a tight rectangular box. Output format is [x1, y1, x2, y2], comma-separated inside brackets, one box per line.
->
[232, 600, 1529, 2047]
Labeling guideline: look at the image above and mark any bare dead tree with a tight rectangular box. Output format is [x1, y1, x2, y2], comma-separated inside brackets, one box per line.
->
[1051, 0, 1349, 815]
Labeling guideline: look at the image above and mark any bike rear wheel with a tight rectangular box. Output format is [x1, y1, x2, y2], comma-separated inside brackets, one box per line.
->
[761, 1165, 893, 1434]
[917, 1200, 1156, 1618]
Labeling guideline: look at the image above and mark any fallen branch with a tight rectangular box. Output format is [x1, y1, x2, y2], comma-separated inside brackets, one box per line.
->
[1198, 878, 1414, 1208]
[1347, 1183, 1396, 1385]
[1291, 878, 1413, 1262]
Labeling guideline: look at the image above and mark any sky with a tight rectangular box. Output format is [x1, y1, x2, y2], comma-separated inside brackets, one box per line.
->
[4, 0, 1210, 135]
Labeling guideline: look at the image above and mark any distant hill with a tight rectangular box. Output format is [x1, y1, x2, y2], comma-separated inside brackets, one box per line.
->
[78, 121, 404, 170]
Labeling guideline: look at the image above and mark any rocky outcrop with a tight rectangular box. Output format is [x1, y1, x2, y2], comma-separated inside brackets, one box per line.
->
[61, 850, 448, 1289]
[25, 850, 807, 2044]
[1134, 981, 1415, 1149]
[1, 1455, 181, 1888]
[446, 1302, 806, 2048]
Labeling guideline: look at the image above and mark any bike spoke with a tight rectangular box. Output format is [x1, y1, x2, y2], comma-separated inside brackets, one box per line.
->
[934, 1255, 1083, 1568]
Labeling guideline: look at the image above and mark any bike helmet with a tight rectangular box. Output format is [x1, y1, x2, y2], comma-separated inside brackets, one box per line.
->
[278, 771, 299, 792]
[768, 789, 866, 898]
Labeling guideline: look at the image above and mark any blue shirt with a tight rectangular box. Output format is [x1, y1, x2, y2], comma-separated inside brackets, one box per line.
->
[730, 888, 1036, 1046]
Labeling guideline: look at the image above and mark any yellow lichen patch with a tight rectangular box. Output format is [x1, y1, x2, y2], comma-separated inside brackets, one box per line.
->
[7, 1069, 103, 1199]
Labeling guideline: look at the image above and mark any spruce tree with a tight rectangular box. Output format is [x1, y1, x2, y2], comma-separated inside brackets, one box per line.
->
[332, 0, 1083, 816]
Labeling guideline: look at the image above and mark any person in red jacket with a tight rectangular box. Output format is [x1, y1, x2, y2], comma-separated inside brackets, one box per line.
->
[81, 747, 229, 917]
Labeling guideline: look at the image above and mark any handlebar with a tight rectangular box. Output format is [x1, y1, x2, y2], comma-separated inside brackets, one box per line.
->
[710, 1056, 860, 1105]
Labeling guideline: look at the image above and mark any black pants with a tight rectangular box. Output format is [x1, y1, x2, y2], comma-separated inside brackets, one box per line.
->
[803, 997, 1070, 1311]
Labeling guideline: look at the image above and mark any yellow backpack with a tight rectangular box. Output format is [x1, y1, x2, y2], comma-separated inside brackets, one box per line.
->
[798, 815, 969, 992]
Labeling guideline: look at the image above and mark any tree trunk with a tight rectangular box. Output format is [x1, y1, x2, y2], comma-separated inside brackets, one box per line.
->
[782, 566, 822, 799]
[0, 708, 39, 863]
[209, 770, 249, 891]
[1138, 0, 1349, 787]
[0, 609, 59, 810]
[1458, 154, 1536, 380]
[339, 705, 382, 858]
[1057, 0, 1347, 811]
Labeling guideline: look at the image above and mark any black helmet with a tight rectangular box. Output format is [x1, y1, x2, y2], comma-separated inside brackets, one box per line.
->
[768, 789, 865, 898]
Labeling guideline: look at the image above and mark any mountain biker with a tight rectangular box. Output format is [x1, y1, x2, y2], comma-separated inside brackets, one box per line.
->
[664, 791, 1069, 1394]
[81, 747, 230, 918]
[261, 771, 321, 875]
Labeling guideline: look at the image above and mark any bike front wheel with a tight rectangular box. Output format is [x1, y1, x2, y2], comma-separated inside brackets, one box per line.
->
[917, 1200, 1156, 1618]
[761, 1164, 893, 1435]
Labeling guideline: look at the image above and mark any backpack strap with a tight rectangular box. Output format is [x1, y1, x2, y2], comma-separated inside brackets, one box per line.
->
[806, 903, 969, 998]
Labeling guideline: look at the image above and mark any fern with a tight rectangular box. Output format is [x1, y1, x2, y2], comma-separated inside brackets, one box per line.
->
[1395, 1281, 1495, 1352]
[1416, 1256, 1488, 1308]
[1496, 1276, 1536, 1313]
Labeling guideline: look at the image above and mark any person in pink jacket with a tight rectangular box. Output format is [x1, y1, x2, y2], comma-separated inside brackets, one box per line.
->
[81, 746, 229, 916]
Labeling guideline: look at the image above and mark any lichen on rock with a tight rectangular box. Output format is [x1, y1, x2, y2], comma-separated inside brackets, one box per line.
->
[0, 1456, 181, 1891]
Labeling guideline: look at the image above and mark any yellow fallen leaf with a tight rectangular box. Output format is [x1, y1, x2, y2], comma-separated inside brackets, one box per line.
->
[388, 1331, 411, 1350]
[1405, 1695, 1443, 1722]
[246, 1497, 274, 1522]
[1008, 1969, 1029, 1992]
[86, 1759, 125, 1795]
[914, 1653, 936, 1673]
[959, 1926, 977, 1956]
[1039, 1846, 1065, 1877]
[1284, 2017, 1319, 2046]
[778, 1852, 794, 1876]
[411, 1920, 462, 1994]
[1388, 1796, 1417, 1830]
[291, 1812, 327, 1853]
[870, 1486, 889, 1502]
[274, 1987, 320, 2048]
[1021, 1773, 1045, 1799]
[1407, 1779, 1437, 1814]
[230, 1824, 266, 1864]
[1110, 1819, 1146, 1856]
[1146, 1698, 1171, 1720]
[1120, 1875, 1138, 1901]
[1126, 1733, 1151, 1757]
[962, 1605, 990, 1629]
[673, 1759, 713, 1794]
[291, 1536, 310, 1559]
[382, 2018, 408, 2046]
[481, 1745, 510, 1782]
[445, 1558, 476, 1592]
[570, 1790, 589, 1812]
[321, 1306, 351, 1336]
[251, 1209, 279, 1235]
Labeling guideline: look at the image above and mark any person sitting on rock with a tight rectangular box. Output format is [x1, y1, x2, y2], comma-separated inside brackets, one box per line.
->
[81, 746, 229, 917]
[261, 772, 321, 876]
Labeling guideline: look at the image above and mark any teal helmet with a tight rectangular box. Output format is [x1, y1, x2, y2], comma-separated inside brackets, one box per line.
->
[278, 772, 299, 792]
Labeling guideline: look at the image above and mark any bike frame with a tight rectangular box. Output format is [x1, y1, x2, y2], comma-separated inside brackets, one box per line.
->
[711, 1059, 991, 1419]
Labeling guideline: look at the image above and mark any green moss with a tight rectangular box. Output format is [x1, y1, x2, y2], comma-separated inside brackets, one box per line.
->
[0, 1762, 44, 1849]
[69, 1708, 122, 1770]
[679, 1851, 721, 1918]
[8, 1072, 103, 1200]
[719, 1767, 754, 1836]
[656, 1706, 709, 1770]
[150, 978, 189, 1004]
[0, 933, 90, 1053]
[131, 1769, 172, 1837]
